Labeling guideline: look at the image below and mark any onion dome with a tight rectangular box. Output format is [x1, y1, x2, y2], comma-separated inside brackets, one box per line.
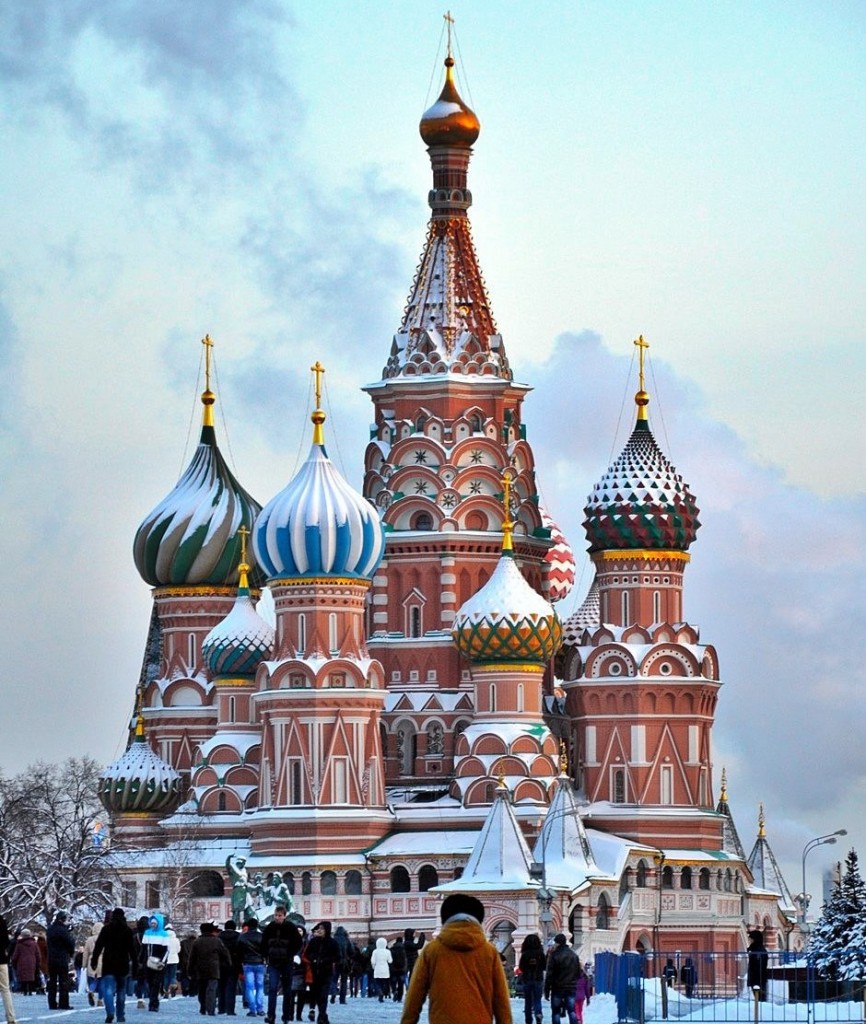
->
[133, 338, 263, 588]
[202, 531, 274, 677]
[539, 504, 575, 603]
[583, 337, 700, 553]
[98, 705, 182, 815]
[253, 363, 385, 581]
[453, 473, 562, 664]
[419, 56, 480, 148]
[561, 580, 600, 644]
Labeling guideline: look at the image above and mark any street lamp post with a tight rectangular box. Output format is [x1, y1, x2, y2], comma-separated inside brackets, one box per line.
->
[799, 830, 847, 927]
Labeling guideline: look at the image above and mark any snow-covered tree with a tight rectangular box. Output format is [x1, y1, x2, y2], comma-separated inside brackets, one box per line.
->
[0, 757, 116, 928]
[809, 849, 866, 980]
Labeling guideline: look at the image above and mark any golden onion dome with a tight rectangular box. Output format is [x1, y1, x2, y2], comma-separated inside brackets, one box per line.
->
[419, 56, 480, 148]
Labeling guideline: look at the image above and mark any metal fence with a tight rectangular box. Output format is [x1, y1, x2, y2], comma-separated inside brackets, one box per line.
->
[594, 950, 866, 1024]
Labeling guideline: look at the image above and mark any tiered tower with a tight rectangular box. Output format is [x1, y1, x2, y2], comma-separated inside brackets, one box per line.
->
[248, 364, 392, 855]
[362, 50, 573, 797]
[560, 338, 721, 848]
[132, 336, 263, 784]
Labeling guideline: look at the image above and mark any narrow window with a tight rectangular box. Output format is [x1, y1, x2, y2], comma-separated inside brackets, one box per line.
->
[297, 614, 306, 655]
[489, 684, 497, 713]
[517, 683, 524, 713]
[612, 768, 626, 803]
[621, 591, 629, 625]
[217, 792, 226, 812]
[681, 866, 692, 890]
[410, 606, 422, 637]
[188, 633, 196, 671]
[653, 591, 661, 622]
[660, 765, 673, 805]
[291, 761, 303, 805]
[329, 613, 338, 652]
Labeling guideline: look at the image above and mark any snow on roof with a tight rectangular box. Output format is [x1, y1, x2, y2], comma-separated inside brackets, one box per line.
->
[533, 778, 599, 889]
[197, 733, 260, 760]
[445, 785, 536, 890]
[368, 830, 478, 858]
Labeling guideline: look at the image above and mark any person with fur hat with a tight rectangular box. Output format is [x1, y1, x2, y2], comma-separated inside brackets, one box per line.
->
[400, 894, 511, 1024]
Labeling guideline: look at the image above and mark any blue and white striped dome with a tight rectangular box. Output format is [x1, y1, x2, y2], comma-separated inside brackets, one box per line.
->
[254, 442, 385, 581]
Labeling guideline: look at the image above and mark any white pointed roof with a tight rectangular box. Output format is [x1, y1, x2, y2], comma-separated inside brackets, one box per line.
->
[533, 776, 598, 889]
[438, 783, 535, 891]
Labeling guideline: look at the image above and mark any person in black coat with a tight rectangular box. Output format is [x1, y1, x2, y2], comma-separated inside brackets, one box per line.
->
[402, 929, 425, 985]
[747, 930, 767, 1002]
[261, 907, 302, 1024]
[92, 908, 137, 1024]
[46, 911, 75, 1010]
[304, 922, 340, 1024]
[218, 920, 242, 1016]
[389, 937, 406, 1002]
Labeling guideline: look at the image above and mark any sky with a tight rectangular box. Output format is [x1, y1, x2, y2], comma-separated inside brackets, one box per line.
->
[0, 1, 864, 913]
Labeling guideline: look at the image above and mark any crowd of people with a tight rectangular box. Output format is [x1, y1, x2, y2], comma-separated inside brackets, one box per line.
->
[0, 898, 599, 1024]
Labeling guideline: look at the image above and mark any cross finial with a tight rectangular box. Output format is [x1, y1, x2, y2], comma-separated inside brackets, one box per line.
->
[444, 11, 455, 58]
[559, 740, 568, 774]
[310, 361, 327, 446]
[236, 525, 250, 590]
[311, 361, 325, 409]
[633, 335, 650, 421]
[758, 802, 766, 838]
[201, 334, 216, 427]
[202, 334, 214, 390]
[720, 766, 728, 802]
[501, 468, 514, 554]
[634, 334, 649, 392]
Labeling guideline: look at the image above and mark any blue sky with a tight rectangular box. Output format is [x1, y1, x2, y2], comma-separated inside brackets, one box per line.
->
[0, 1, 864, 907]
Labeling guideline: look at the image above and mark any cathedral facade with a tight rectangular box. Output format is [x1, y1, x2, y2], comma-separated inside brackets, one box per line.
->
[99, 50, 800, 964]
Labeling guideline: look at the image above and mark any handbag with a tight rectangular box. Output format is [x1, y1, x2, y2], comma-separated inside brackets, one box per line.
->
[147, 955, 166, 971]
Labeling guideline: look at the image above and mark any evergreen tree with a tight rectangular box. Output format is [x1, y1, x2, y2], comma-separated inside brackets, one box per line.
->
[809, 849, 866, 980]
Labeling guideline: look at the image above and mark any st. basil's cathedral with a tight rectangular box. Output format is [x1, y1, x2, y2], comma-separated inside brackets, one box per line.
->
[98, 44, 800, 965]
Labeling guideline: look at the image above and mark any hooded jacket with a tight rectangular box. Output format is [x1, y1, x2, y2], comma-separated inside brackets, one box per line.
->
[140, 913, 170, 967]
[370, 938, 392, 980]
[400, 917, 511, 1024]
[11, 933, 40, 982]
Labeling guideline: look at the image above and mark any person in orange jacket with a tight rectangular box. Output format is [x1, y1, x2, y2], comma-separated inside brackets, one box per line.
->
[400, 894, 511, 1024]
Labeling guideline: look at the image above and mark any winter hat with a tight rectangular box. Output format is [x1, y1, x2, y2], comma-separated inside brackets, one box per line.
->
[554, 933, 567, 945]
[440, 894, 485, 924]
[55, 911, 68, 922]
[314, 921, 332, 936]
[111, 908, 126, 923]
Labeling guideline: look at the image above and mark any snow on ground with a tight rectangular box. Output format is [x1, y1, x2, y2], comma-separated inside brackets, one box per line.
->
[5, 991, 621, 1024]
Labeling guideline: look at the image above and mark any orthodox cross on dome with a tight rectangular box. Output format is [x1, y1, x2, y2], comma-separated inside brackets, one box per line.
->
[310, 360, 327, 445]
[201, 333, 216, 427]
[444, 10, 455, 58]
[719, 766, 728, 802]
[133, 684, 146, 741]
[633, 334, 650, 422]
[559, 740, 568, 775]
[501, 469, 514, 554]
[757, 802, 766, 838]
[237, 525, 250, 590]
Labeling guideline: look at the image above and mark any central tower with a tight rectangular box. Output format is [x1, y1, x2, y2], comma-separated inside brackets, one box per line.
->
[362, 49, 573, 798]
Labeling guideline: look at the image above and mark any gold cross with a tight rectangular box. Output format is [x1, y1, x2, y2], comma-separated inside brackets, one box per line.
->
[634, 334, 649, 392]
[444, 10, 454, 58]
[311, 361, 325, 409]
[238, 525, 249, 563]
[202, 334, 214, 391]
[501, 469, 514, 553]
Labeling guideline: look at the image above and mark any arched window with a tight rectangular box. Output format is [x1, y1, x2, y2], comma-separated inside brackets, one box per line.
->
[612, 768, 626, 803]
[320, 871, 337, 895]
[344, 870, 362, 895]
[410, 606, 422, 637]
[189, 871, 224, 898]
[470, 414, 483, 432]
[636, 860, 648, 888]
[301, 871, 312, 896]
[418, 865, 439, 892]
[390, 866, 411, 893]
[662, 866, 674, 889]
[415, 414, 427, 432]
[284, 872, 295, 896]
[620, 868, 632, 901]
[454, 866, 464, 880]
[596, 893, 610, 930]
[412, 511, 433, 531]
[217, 792, 226, 812]
[724, 869, 733, 892]
[699, 868, 711, 890]
[681, 866, 692, 890]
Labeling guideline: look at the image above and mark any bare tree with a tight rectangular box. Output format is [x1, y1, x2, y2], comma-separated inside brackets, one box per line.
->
[0, 757, 116, 927]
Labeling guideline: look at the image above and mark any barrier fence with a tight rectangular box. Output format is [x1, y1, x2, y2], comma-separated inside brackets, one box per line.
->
[594, 949, 866, 1024]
